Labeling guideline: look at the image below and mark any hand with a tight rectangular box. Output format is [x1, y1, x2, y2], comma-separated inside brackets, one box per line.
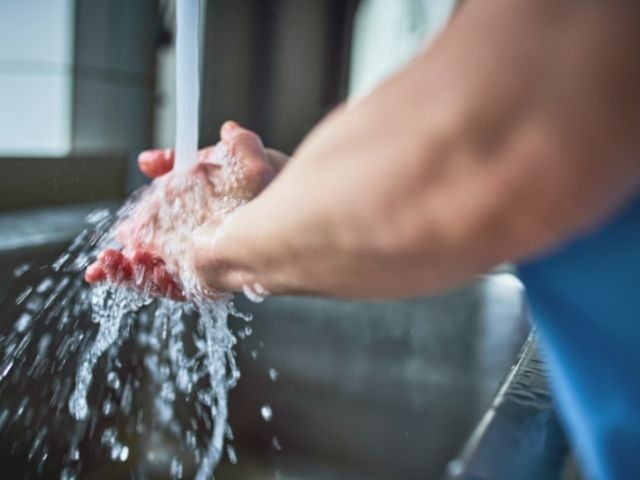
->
[85, 121, 283, 300]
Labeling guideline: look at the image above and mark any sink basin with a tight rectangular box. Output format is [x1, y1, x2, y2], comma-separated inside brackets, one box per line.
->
[0, 240, 529, 479]
[218, 274, 529, 479]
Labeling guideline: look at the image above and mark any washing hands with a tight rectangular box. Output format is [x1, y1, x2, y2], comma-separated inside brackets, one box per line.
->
[85, 121, 284, 300]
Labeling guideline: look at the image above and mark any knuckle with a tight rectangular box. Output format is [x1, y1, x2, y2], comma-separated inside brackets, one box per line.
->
[228, 131, 262, 153]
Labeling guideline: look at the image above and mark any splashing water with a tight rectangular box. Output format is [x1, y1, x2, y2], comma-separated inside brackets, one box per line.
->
[260, 405, 273, 422]
[0, 144, 253, 478]
[76, 144, 249, 478]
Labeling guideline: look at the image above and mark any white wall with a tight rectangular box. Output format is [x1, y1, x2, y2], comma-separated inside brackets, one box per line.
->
[349, 0, 456, 100]
[0, 0, 74, 156]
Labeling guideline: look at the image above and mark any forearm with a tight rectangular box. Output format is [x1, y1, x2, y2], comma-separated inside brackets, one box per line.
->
[194, 0, 640, 298]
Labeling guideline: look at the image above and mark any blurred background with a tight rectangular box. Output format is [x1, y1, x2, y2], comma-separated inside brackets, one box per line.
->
[0, 0, 456, 206]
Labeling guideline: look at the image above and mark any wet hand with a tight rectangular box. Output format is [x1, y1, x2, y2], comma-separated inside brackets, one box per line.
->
[85, 121, 279, 300]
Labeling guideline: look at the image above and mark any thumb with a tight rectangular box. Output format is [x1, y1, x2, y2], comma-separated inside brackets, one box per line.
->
[219, 121, 275, 192]
[220, 121, 265, 159]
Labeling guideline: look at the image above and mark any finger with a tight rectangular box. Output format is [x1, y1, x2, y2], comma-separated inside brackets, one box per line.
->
[197, 146, 216, 163]
[138, 149, 174, 178]
[219, 121, 275, 190]
[85, 261, 106, 283]
[131, 250, 184, 300]
[152, 266, 185, 300]
[219, 121, 265, 159]
[99, 249, 133, 283]
[130, 250, 160, 286]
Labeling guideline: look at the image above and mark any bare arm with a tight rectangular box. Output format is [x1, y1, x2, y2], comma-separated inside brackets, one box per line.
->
[194, 0, 640, 298]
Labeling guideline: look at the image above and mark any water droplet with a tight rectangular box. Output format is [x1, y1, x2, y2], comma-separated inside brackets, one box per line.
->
[69, 447, 80, 461]
[119, 445, 129, 462]
[271, 436, 282, 451]
[0, 360, 14, 381]
[15, 286, 33, 305]
[170, 457, 183, 479]
[36, 276, 55, 294]
[260, 405, 273, 422]
[60, 467, 76, 480]
[227, 444, 238, 464]
[52, 252, 71, 271]
[12, 262, 31, 278]
[186, 430, 197, 450]
[14, 313, 32, 333]
[86, 208, 111, 224]
[447, 458, 465, 476]
[106, 372, 120, 390]
[68, 389, 88, 421]
[102, 400, 116, 416]
[268, 368, 278, 381]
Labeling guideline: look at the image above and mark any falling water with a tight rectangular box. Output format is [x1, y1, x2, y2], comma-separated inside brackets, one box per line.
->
[174, 0, 201, 171]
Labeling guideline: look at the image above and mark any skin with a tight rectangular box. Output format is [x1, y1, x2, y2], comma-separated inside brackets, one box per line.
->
[85, 123, 280, 299]
[87, 0, 640, 299]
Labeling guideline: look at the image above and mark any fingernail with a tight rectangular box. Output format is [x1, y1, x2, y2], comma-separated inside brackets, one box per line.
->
[139, 151, 155, 163]
[223, 120, 240, 132]
[222, 121, 244, 140]
[85, 262, 104, 282]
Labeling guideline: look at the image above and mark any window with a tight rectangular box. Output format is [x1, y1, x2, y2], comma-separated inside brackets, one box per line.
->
[0, 0, 74, 156]
[0, 1, 158, 208]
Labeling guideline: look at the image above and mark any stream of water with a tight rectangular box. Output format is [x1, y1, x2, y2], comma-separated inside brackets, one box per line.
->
[175, 0, 201, 172]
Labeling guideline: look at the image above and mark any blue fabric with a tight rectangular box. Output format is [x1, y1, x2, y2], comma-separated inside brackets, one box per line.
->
[518, 194, 640, 480]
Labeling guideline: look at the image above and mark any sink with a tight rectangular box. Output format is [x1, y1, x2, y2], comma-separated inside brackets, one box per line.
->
[0, 240, 529, 479]
[216, 275, 529, 479]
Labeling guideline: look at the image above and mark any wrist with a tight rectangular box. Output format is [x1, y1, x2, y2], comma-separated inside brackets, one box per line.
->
[191, 205, 271, 295]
